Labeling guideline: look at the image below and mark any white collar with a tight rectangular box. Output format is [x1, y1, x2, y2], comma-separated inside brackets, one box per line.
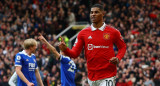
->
[22, 50, 33, 57]
[91, 23, 106, 31]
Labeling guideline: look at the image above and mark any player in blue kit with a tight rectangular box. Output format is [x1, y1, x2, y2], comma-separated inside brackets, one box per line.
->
[60, 55, 76, 86]
[15, 38, 44, 86]
[38, 34, 76, 86]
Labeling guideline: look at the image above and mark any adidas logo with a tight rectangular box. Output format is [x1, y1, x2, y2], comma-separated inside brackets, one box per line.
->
[88, 36, 92, 39]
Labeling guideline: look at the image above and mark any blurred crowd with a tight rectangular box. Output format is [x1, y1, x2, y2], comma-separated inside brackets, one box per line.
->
[0, 0, 160, 86]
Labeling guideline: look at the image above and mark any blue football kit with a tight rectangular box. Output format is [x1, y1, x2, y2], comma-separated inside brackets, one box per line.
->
[60, 55, 76, 86]
[15, 50, 38, 86]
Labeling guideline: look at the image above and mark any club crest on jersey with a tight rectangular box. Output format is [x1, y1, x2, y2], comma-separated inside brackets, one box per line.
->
[103, 33, 110, 40]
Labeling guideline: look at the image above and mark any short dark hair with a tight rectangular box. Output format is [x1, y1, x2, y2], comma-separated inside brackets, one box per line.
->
[91, 4, 104, 11]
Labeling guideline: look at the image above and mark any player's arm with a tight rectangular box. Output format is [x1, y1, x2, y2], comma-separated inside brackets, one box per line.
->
[38, 34, 60, 59]
[8, 72, 17, 86]
[35, 68, 44, 86]
[59, 32, 84, 58]
[114, 30, 126, 61]
[15, 66, 34, 86]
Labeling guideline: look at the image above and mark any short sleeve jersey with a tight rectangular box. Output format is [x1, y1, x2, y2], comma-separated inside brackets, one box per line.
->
[60, 55, 76, 86]
[15, 50, 38, 86]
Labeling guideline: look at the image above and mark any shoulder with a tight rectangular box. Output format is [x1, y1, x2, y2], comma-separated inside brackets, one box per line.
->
[15, 52, 23, 57]
[15, 52, 23, 60]
[106, 25, 118, 31]
[32, 54, 36, 57]
[78, 26, 91, 37]
[18, 51, 23, 55]
[60, 55, 71, 60]
[60, 55, 72, 64]
[80, 26, 91, 33]
[16, 52, 20, 56]
[17, 50, 26, 56]
[105, 25, 120, 33]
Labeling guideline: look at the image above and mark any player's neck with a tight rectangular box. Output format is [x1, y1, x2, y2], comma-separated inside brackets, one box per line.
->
[25, 50, 32, 56]
[92, 22, 104, 28]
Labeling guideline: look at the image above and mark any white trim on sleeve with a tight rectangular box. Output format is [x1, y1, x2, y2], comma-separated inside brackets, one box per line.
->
[15, 65, 22, 67]
[60, 55, 63, 61]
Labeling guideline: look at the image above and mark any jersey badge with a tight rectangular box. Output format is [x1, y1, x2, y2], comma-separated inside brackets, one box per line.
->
[103, 33, 110, 40]
[17, 56, 21, 60]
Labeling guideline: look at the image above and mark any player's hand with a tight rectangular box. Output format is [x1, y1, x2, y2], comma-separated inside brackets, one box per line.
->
[27, 82, 34, 86]
[109, 57, 119, 65]
[38, 33, 46, 43]
[59, 36, 67, 51]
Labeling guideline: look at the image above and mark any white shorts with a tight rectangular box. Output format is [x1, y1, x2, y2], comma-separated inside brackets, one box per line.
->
[88, 76, 116, 86]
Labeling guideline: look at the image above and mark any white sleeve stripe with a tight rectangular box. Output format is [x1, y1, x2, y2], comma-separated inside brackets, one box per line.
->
[60, 55, 62, 60]
[15, 65, 22, 67]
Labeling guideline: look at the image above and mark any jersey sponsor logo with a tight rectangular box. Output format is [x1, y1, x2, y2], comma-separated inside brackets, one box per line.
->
[88, 44, 94, 50]
[103, 33, 110, 40]
[88, 44, 109, 50]
[26, 59, 29, 61]
[88, 36, 92, 39]
[29, 63, 35, 71]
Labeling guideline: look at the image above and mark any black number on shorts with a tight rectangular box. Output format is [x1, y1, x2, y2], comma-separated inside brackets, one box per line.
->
[106, 80, 113, 86]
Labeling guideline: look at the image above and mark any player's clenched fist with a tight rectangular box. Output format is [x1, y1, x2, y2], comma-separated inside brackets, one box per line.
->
[59, 36, 67, 51]
[27, 82, 34, 86]
[109, 57, 119, 65]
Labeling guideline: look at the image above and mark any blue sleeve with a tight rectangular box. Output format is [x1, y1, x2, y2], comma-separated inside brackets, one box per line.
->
[60, 55, 71, 64]
[15, 53, 22, 66]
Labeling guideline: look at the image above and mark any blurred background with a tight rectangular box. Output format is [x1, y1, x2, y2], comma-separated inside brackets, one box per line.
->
[0, 0, 160, 86]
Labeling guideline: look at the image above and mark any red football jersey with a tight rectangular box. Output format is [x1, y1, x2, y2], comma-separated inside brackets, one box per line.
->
[64, 23, 126, 81]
